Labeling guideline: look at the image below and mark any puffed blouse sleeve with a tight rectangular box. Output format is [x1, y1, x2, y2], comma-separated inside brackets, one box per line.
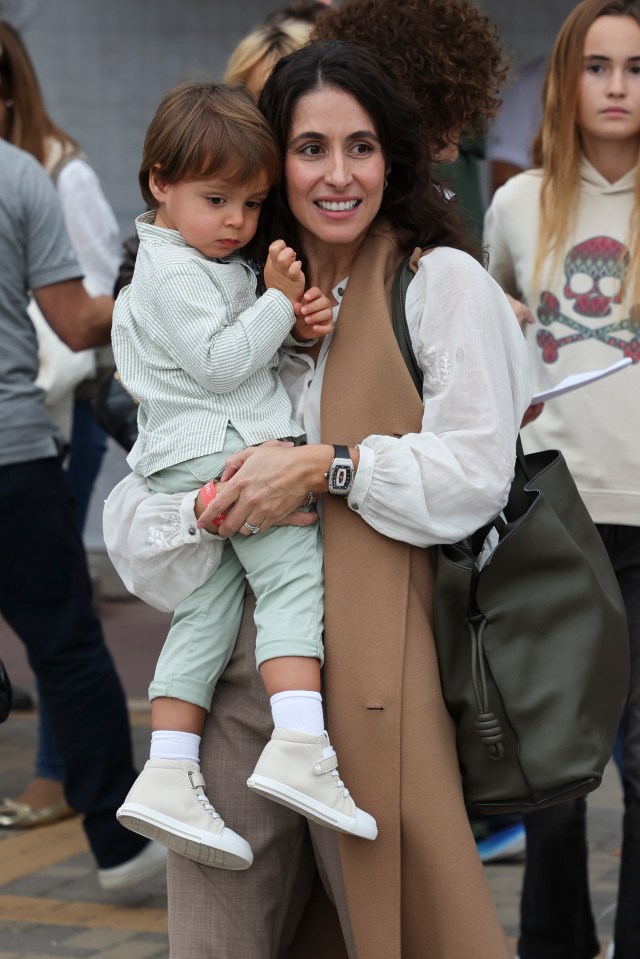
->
[347, 247, 532, 546]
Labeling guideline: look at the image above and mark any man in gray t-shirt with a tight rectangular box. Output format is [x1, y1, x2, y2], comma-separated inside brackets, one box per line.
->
[0, 139, 110, 462]
[0, 140, 165, 890]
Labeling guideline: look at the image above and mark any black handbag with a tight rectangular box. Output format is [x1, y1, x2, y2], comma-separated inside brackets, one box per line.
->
[391, 255, 630, 814]
[0, 658, 13, 724]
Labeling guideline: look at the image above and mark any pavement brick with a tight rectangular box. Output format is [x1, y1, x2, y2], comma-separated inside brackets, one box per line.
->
[63, 930, 138, 950]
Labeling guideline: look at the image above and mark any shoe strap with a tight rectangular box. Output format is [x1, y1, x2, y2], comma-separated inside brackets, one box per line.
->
[188, 770, 206, 790]
[311, 754, 339, 776]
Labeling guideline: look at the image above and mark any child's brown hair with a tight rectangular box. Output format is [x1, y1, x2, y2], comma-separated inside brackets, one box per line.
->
[139, 81, 281, 208]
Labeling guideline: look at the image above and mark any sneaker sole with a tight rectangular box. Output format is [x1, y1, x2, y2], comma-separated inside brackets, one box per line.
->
[246, 774, 377, 840]
[477, 825, 526, 863]
[116, 803, 253, 870]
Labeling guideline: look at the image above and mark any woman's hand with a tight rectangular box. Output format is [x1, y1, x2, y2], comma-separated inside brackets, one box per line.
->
[196, 484, 317, 534]
[197, 442, 332, 536]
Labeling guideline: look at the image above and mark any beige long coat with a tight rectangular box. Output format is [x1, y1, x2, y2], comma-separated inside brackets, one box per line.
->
[317, 225, 510, 959]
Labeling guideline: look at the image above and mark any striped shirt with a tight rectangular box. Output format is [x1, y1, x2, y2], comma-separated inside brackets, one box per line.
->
[112, 212, 303, 477]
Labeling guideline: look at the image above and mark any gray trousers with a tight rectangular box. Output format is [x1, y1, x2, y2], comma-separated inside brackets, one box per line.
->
[166, 590, 356, 959]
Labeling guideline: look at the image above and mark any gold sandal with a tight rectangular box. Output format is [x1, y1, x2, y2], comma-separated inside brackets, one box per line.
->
[0, 797, 76, 828]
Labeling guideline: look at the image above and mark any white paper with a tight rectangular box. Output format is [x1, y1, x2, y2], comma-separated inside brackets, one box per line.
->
[532, 357, 633, 404]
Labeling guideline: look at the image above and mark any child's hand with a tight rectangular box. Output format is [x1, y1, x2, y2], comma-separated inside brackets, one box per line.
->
[264, 239, 305, 307]
[292, 287, 334, 341]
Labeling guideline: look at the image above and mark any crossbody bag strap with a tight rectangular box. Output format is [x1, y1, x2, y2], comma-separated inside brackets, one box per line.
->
[391, 253, 424, 395]
[391, 247, 439, 395]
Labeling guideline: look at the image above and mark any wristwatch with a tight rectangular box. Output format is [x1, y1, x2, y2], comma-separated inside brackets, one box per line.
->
[325, 444, 355, 495]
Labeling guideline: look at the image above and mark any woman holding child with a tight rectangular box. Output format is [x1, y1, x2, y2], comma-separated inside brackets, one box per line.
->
[109, 40, 531, 958]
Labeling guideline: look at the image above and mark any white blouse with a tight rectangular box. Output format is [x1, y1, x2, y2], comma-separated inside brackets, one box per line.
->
[103, 247, 532, 611]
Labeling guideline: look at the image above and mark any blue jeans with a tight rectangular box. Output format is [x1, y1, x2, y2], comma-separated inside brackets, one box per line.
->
[0, 456, 145, 868]
[519, 524, 640, 959]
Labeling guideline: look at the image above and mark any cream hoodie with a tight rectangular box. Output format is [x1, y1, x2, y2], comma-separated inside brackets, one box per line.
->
[485, 158, 640, 526]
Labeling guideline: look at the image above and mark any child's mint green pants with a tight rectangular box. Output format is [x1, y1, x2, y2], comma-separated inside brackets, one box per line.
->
[147, 429, 324, 711]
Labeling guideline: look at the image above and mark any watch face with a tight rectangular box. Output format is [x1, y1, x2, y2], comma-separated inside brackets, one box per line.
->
[329, 459, 354, 493]
[333, 464, 353, 490]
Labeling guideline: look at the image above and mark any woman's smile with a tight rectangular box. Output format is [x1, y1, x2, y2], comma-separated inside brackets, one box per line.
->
[314, 197, 362, 215]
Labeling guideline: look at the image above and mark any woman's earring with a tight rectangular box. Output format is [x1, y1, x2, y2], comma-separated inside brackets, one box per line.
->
[383, 176, 389, 190]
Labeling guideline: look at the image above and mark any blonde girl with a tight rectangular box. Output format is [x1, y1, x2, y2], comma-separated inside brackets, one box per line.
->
[485, 3, 640, 956]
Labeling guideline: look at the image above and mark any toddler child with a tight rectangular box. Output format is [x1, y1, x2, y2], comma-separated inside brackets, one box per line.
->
[111, 81, 377, 870]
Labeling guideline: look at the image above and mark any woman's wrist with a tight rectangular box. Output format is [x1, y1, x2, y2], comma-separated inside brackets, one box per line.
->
[304, 443, 360, 494]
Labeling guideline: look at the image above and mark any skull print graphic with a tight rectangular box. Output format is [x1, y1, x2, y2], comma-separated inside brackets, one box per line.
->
[537, 235, 640, 364]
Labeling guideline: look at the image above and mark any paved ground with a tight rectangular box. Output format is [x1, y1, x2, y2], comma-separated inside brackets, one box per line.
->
[0, 578, 623, 958]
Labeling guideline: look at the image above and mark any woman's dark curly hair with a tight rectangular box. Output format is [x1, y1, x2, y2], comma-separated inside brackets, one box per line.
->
[257, 41, 475, 266]
[312, 0, 508, 151]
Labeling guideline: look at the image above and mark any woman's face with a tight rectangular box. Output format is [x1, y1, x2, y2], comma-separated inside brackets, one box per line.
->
[284, 85, 387, 252]
[577, 15, 640, 155]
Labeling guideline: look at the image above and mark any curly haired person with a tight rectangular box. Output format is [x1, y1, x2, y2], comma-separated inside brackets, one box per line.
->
[312, 0, 507, 163]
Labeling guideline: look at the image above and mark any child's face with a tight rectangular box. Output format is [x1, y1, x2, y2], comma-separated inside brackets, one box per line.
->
[577, 15, 640, 157]
[150, 169, 271, 259]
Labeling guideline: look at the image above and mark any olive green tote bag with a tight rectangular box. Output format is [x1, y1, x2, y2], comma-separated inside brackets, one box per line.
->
[434, 442, 629, 813]
[392, 255, 630, 814]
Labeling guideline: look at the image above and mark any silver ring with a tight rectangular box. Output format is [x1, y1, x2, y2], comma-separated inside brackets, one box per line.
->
[243, 521, 261, 535]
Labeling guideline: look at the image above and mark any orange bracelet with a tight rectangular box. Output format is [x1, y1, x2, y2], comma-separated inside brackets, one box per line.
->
[199, 481, 226, 528]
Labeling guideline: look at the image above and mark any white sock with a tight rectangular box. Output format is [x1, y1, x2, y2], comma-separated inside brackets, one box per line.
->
[150, 729, 201, 763]
[270, 690, 325, 736]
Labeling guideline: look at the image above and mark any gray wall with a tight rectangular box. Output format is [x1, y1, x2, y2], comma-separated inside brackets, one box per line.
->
[479, 0, 577, 66]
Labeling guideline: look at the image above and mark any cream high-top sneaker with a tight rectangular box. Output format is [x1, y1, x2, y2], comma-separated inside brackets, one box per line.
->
[247, 728, 377, 840]
[117, 759, 253, 869]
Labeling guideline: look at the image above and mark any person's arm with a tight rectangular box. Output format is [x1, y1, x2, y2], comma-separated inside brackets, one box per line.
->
[198, 441, 343, 534]
[19, 151, 114, 350]
[203, 250, 532, 544]
[33, 281, 113, 350]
